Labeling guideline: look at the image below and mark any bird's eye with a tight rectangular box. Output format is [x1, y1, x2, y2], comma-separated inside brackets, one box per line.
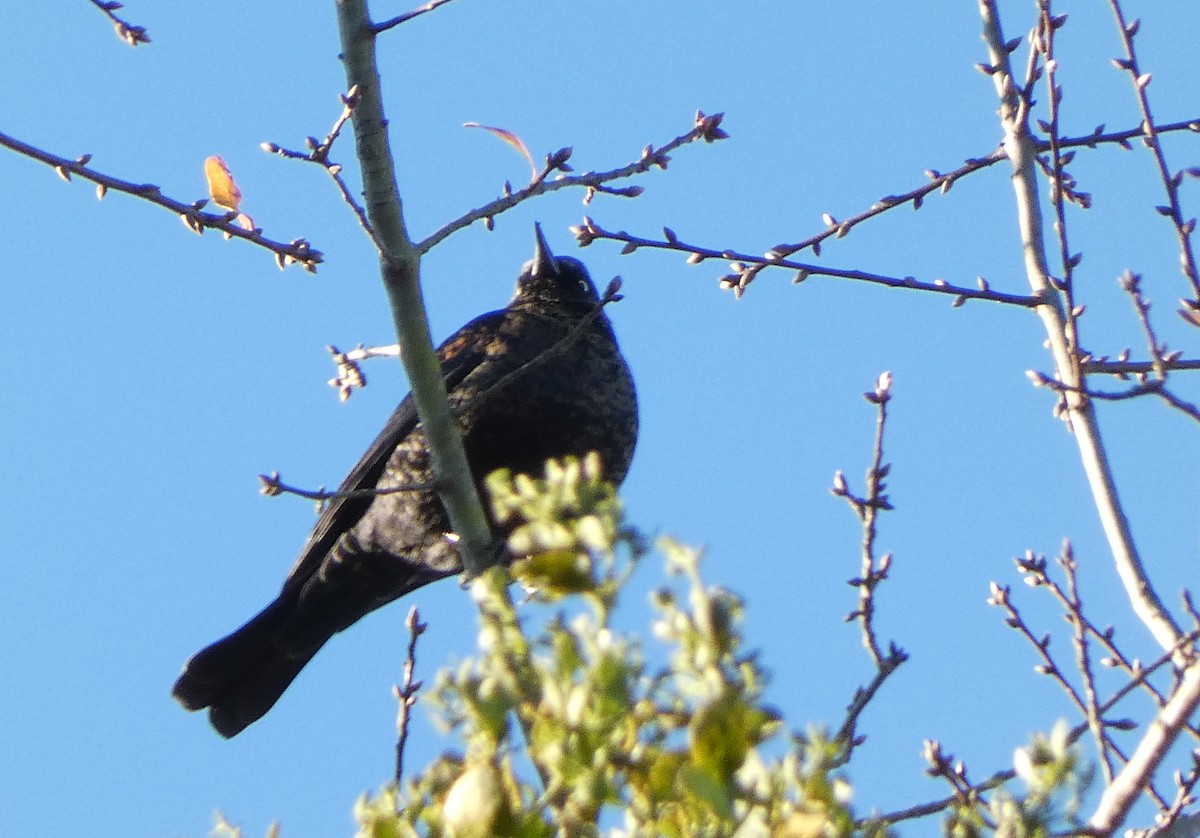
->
[578, 279, 589, 292]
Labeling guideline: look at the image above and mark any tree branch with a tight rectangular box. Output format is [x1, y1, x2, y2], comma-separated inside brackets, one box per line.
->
[1082, 358, 1200, 376]
[1104, 0, 1200, 308]
[373, 0, 460, 33]
[257, 470, 436, 503]
[262, 85, 391, 259]
[831, 372, 900, 668]
[979, 0, 1182, 654]
[829, 372, 909, 760]
[566, 115, 1198, 304]
[335, 0, 492, 576]
[574, 216, 1044, 306]
[325, 342, 402, 401]
[415, 111, 727, 255]
[1089, 658, 1200, 835]
[87, 0, 150, 46]
[394, 606, 427, 790]
[0, 130, 322, 270]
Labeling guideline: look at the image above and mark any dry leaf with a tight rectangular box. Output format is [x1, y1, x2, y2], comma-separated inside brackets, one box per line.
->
[204, 155, 243, 211]
[463, 122, 537, 181]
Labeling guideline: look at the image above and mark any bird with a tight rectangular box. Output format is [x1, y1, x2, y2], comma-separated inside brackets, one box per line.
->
[172, 225, 638, 738]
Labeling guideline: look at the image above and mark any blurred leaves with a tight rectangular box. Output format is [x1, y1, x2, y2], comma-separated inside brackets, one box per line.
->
[350, 456, 893, 837]
[216, 456, 1099, 837]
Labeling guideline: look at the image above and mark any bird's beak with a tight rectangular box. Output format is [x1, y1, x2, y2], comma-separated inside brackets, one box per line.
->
[532, 223, 560, 278]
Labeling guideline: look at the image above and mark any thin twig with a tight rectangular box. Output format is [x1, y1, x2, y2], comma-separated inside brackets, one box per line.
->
[1099, 635, 1199, 722]
[326, 343, 402, 401]
[257, 470, 436, 503]
[831, 372, 898, 667]
[871, 625, 1200, 831]
[1060, 542, 1117, 783]
[1112, 272, 1200, 422]
[415, 111, 728, 255]
[1028, 370, 1163, 401]
[87, 0, 150, 46]
[271, 285, 620, 512]
[1034, 5, 1087, 374]
[833, 647, 907, 760]
[1121, 271, 1170, 381]
[1138, 759, 1200, 837]
[575, 216, 1044, 307]
[826, 372, 909, 761]
[473, 278, 624, 408]
[1104, 0, 1200, 306]
[263, 86, 391, 260]
[988, 579, 1089, 716]
[920, 739, 1002, 831]
[576, 118, 1199, 301]
[1081, 358, 1200, 376]
[996, 549, 1173, 810]
[740, 117, 1197, 276]
[1090, 657, 1200, 834]
[394, 606, 427, 791]
[1028, 373, 1200, 423]
[1155, 388, 1200, 423]
[0, 130, 321, 270]
[1014, 549, 1200, 743]
[374, 0, 459, 33]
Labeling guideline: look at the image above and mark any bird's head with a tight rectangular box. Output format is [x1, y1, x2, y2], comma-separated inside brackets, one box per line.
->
[512, 224, 600, 312]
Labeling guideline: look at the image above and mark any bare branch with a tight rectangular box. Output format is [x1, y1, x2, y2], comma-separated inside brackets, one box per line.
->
[608, 120, 1198, 289]
[1122, 271, 1172, 381]
[1107, 271, 1200, 422]
[257, 470, 436, 503]
[988, 578, 1090, 718]
[1028, 372, 1200, 424]
[832, 372, 899, 668]
[1100, 633, 1200, 721]
[1033, 5, 1087, 378]
[1082, 358, 1200, 376]
[833, 648, 906, 763]
[1139, 761, 1200, 837]
[1017, 552, 1200, 748]
[415, 111, 727, 254]
[873, 626, 1200, 831]
[336, 0, 493, 576]
[979, 0, 1182, 653]
[1061, 542, 1118, 784]
[475, 278, 625, 407]
[1104, 0, 1200, 306]
[574, 216, 1043, 307]
[1154, 388, 1200, 423]
[87, 0, 150, 46]
[374, 0, 459, 33]
[0, 130, 322, 271]
[263, 85, 391, 259]
[394, 606, 427, 790]
[826, 372, 909, 760]
[1090, 658, 1200, 834]
[326, 342, 402, 401]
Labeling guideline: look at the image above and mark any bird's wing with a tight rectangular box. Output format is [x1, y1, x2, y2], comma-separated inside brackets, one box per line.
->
[277, 310, 505, 591]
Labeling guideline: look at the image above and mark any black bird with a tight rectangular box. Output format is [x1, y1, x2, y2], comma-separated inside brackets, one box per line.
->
[172, 226, 638, 737]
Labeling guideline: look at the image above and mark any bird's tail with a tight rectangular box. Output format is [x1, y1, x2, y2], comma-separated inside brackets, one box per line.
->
[171, 595, 324, 738]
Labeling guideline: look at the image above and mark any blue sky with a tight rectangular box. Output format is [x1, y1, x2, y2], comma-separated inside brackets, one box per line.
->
[3, 2, 1199, 836]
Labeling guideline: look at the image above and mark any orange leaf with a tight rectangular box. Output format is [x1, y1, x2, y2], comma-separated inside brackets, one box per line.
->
[463, 122, 537, 181]
[204, 155, 243, 211]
